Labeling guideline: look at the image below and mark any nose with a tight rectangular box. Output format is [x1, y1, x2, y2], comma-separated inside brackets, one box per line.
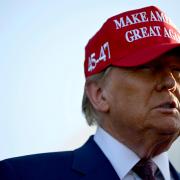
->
[156, 69, 177, 92]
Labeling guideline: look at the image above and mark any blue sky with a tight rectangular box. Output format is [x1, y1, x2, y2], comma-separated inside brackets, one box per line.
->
[0, 0, 180, 168]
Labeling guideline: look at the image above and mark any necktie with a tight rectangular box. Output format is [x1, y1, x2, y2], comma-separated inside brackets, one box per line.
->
[133, 159, 157, 180]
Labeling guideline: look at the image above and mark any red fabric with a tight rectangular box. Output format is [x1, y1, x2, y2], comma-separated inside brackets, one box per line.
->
[84, 6, 180, 78]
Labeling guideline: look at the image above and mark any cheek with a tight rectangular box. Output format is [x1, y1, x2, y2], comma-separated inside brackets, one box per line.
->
[106, 74, 155, 128]
[144, 109, 180, 134]
[109, 87, 149, 128]
[115, 83, 151, 113]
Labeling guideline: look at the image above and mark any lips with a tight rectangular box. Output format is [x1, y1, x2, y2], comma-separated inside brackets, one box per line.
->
[155, 100, 179, 111]
[158, 102, 176, 109]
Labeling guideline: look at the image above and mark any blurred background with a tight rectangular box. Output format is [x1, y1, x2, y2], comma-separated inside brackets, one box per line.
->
[0, 0, 180, 171]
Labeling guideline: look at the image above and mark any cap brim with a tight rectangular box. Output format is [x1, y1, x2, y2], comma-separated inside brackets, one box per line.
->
[112, 43, 180, 67]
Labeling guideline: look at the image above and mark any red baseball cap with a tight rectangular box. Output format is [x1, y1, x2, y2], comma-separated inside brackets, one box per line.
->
[84, 6, 180, 78]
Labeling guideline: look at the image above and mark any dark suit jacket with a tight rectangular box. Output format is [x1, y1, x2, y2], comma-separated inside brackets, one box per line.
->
[0, 136, 180, 180]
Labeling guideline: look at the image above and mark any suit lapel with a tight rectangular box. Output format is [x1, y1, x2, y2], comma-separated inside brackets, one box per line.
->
[71, 136, 180, 180]
[72, 136, 120, 180]
[169, 162, 180, 180]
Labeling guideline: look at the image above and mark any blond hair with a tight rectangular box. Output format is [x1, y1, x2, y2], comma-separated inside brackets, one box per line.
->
[82, 67, 112, 125]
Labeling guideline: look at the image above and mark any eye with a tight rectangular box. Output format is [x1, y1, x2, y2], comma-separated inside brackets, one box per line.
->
[172, 68, 180, 72]
[172, 68, 180, 79]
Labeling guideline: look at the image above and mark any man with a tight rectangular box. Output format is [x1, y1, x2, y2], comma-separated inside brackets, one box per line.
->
[0, 5, 180, 180]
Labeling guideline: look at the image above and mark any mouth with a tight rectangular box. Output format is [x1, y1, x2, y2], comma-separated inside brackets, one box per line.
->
[157, 101, 177, 109]
[154, 101, 180, 113]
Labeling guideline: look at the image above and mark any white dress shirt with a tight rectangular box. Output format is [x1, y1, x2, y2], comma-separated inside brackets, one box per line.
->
[94, 127, 171, 180]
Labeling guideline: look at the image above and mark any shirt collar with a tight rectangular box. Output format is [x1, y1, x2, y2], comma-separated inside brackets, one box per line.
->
[153, 152, 171, 180]
[94, 127, 171, 180]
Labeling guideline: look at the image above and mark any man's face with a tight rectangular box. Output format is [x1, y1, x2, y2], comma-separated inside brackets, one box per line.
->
[102, 53, 180, 158]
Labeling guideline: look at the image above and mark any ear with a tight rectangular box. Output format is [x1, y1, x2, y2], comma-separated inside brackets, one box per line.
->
[85, 81, 109, 112]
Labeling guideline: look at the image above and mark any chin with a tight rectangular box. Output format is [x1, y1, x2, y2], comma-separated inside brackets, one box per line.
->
[142, 132, 179, 159]
[152, 134, 178, 157]
[154, 121, 180, 136]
